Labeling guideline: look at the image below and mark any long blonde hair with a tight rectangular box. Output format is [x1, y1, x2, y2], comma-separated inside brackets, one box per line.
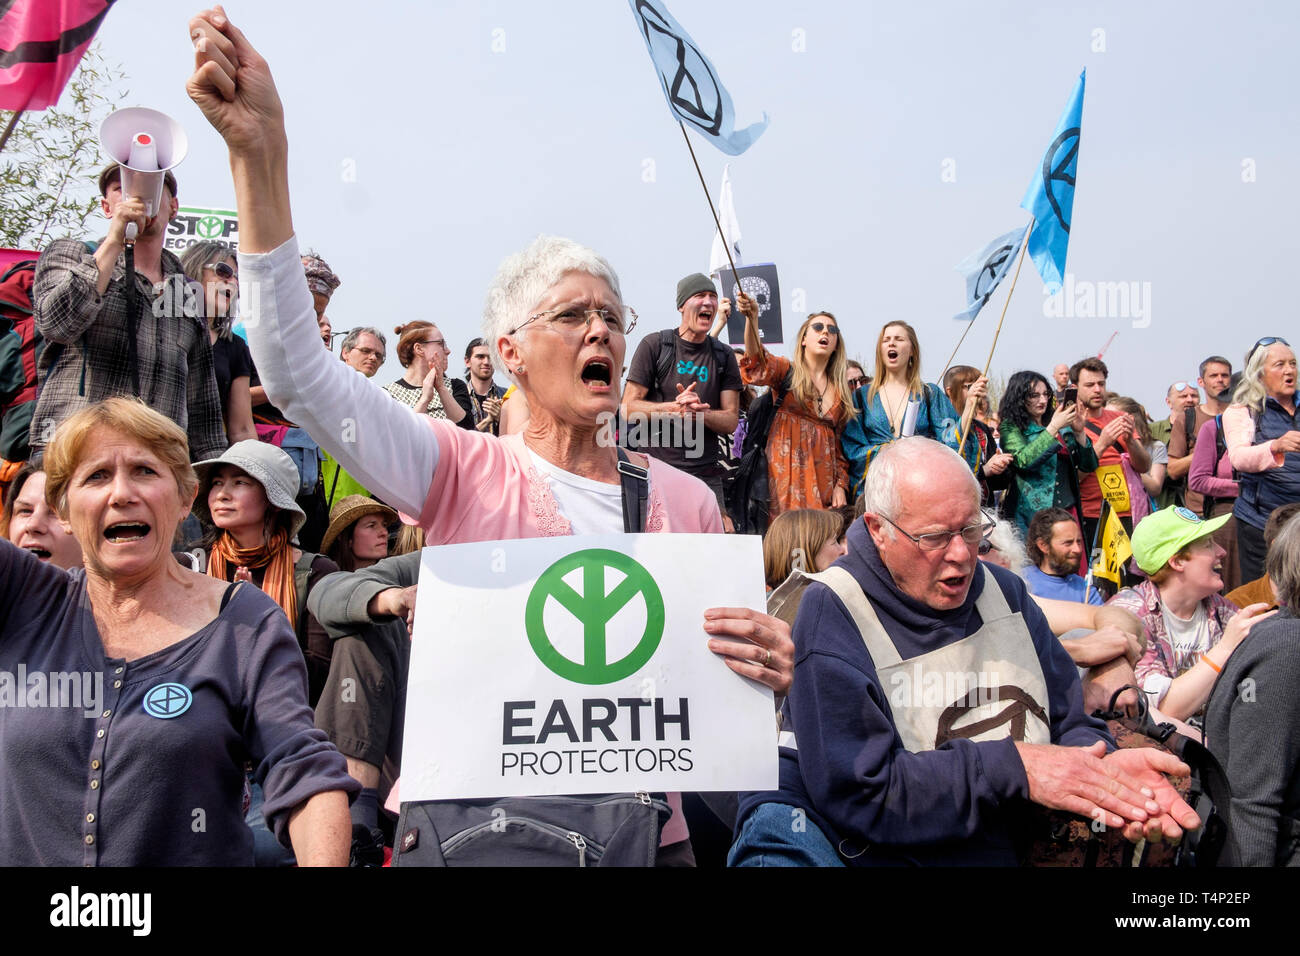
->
[392, 522, 425, 556]
[791, 312, 851, 425]
[1234, 340, 1294, 413]
[867, 321, 924, 408]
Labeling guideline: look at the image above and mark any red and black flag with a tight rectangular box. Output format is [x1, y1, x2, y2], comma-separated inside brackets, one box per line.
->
[0, 0, 115, 111]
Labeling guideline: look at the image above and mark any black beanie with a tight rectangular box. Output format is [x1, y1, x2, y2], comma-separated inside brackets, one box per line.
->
[676, 273, 717, 309]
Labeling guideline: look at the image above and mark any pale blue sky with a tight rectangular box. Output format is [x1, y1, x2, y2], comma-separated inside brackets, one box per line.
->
[76, 0, 1300, 415]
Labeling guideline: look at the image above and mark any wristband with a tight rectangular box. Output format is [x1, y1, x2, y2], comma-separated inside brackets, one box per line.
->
[1200, 653, 1221, 673]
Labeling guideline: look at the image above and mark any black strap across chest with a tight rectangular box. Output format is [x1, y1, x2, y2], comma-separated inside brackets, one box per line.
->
[616, 448, 649, 533]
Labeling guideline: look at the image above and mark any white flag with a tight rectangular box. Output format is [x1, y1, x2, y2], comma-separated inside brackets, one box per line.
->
[709, 163, 744, 277]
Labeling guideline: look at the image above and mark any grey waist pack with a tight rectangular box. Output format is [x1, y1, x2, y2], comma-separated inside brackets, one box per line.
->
[392, 792, 672, 867]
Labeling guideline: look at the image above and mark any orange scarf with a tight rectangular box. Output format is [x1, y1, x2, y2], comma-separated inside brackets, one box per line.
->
[207, 527, 297, 624]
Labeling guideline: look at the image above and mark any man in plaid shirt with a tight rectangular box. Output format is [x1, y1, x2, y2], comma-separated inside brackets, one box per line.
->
[28, 164, 227, 462]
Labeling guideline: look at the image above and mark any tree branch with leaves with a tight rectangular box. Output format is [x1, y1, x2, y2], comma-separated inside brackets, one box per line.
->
[0, 43, 129, 250]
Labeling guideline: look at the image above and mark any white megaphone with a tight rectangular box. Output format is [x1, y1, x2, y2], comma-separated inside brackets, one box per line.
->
[99, 107, 188, 241]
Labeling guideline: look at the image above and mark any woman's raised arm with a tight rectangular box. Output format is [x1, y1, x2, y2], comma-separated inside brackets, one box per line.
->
[188, 8, 436, 515]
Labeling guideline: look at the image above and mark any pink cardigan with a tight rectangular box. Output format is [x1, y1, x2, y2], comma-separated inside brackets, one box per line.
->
[1224, 404, 1285, 473]
[392, 422, 722, 846]
[416, 423, 723, 542]
[1188, 416, 1239, 499]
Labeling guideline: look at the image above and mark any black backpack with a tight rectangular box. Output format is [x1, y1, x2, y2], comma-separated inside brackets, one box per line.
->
[644, 328, 733, 402]
[724, 370, 793, 535]
[628, 329, 736, 461]
[1159, 407, 1198, 508]
[1097, 686, 1239, 867]
[1200, 415, 1237, 519]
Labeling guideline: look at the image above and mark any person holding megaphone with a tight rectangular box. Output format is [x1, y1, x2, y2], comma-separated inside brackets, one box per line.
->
[28, 114, 228, 465]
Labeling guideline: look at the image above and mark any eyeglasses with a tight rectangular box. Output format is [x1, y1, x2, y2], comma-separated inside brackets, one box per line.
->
[879, 513, 996, 552]
[205, 261, 236, 280]
[509, 305, 637, 337]
[351, 347, 385, 360]
[1249, 336, 1291, 364]
[810, 321, 839, 336]
[419, 338, 447, 350]
[1170, 381, 1194, 392]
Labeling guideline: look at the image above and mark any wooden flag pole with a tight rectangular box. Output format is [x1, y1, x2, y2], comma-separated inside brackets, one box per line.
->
[0, 109, 25, 155]
[958, 217, 1034, 453]
[938, 316, 979, 383]
[679, 121, 741, 285]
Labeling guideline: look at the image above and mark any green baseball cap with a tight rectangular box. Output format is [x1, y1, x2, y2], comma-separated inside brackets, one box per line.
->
[1131, 506, 1232, 574]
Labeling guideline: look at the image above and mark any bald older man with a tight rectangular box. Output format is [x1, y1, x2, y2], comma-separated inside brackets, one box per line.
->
[1152, 379, 1200, 508]
[731, 438, 1200, 866]
[1053, 363, 1071, 398]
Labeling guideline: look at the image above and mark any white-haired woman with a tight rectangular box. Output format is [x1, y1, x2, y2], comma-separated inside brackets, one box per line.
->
[1223, 338, 1300, 582]
[981, 517, 1028, 574]
[188, 10, 794, 865]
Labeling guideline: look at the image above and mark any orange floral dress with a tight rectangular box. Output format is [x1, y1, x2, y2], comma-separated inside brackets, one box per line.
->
[739, 350, 850, 518]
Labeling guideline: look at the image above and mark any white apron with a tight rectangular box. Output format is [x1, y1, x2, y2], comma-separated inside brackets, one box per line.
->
[800, 564, 1052, 752]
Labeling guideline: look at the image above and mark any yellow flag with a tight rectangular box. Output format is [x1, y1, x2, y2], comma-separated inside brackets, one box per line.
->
[1091, 504, 1133, 585]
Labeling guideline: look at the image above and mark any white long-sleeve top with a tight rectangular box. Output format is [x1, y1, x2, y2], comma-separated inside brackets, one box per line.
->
[239, 236, 436, 517]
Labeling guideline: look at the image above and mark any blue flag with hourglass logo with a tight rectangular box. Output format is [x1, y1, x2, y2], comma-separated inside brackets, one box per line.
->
[1021, 70, 1085, 295]
[627, 0, 769, 155]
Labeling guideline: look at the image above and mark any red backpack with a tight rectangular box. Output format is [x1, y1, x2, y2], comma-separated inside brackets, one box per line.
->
[0, 259, 41, 465]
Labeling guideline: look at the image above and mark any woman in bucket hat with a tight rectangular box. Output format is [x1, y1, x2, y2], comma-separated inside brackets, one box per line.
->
[321, 494, 396, 573]
[193, 438, 344, 865]
[1106, 506, 1275, 723]
[193, 439, 339, 708]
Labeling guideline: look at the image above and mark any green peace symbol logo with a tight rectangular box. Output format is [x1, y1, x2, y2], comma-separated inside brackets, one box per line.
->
[196, 215, 224, 239]
[525, 548, 665, 685]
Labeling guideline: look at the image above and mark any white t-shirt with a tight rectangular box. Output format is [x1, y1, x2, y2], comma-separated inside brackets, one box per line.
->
[1162, 601, 1212, 672]
[527, 449, 648, 535]
[1142, 602, 1211, 706]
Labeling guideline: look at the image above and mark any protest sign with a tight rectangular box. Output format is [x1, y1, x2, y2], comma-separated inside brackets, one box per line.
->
[717, 262, 782, 345]
[1090, 501, 1133, 586]
[401, 533, 776, 801]
[164, 205, 239, 254]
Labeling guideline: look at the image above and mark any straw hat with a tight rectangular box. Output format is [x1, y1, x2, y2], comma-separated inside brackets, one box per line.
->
[321, 495, 398, 554]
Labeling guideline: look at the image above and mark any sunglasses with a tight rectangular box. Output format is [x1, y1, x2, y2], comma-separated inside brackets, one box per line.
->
[1249, 336, 1291, 364]
[206, 261, 236, 280]
[809, 321, 839, 336]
